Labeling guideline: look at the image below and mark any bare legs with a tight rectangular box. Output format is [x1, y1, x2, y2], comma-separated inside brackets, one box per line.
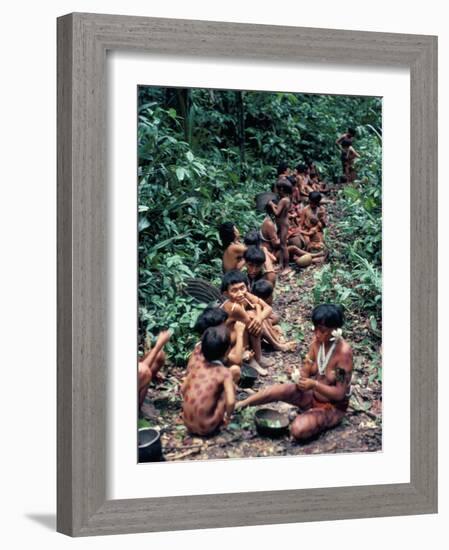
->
[236, 382, 345, 442]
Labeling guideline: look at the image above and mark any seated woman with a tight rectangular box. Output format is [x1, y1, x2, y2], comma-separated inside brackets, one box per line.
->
[236, 304, 353, 442]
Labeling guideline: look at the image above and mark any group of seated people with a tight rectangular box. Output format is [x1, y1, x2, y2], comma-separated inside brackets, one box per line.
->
[138, 156, 354, 444]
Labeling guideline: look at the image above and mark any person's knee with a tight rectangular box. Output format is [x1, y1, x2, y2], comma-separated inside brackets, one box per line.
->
[290, 416, 318, 441]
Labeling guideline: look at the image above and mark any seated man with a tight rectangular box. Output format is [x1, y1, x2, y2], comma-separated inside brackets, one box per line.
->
[244, 245, 276, 291]
[219, 221, 246, 272]
[182, 325, 236, 436]
[221, 270, 296, 375]
[138, 330, 171, 409]
[236, 304, 353, 442]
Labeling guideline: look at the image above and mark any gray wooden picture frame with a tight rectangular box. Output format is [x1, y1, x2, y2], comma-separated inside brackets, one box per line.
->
[57, 12, 438, 537]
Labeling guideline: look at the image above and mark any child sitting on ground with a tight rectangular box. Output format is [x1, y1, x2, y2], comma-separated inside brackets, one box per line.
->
[190, 306, 245, 383]
[299, 215, 325, 251]
[221, 270, 296, 375]
[219, 221, 246, 272]
[244, 229, 278, 268]
[244, 245, 276, 290]
[182, 325, 236, 436]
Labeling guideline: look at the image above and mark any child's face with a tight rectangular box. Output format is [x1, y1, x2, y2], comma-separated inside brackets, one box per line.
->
[226, 282, 247, 304]
[246, 262, 262, 279]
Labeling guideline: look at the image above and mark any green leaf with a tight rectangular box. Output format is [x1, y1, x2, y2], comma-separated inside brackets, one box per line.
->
[138, 217, 150, 232]
[176, 167, 186, 181]
[186, 151, 194, 162]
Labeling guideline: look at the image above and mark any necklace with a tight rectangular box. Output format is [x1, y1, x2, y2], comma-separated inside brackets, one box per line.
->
[317, 341, 337, 375]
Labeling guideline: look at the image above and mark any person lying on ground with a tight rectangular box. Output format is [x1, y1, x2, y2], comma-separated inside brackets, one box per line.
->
[244, 245, 276, 290]
[219, 221, 246, 272]
[181, 325, 236, 436]
[236, 304, 353, 442]
[138, 330, 171, 409]
[268, 179, 293, 274]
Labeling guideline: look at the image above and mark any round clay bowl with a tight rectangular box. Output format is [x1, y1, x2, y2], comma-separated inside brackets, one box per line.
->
[138, 428, 163, 462]
[255, 408, 289, 437]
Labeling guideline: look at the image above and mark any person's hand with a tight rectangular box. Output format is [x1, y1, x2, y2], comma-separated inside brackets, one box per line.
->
[296, 376, 316, 392]
[248, 316, 262, 336]
[157, 329, 172, 346]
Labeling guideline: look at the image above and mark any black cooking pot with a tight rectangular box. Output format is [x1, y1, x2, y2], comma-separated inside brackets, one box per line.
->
[138, 428, 163, 462]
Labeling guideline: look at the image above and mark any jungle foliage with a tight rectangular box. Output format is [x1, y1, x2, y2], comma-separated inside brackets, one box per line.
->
[138, 86, 382, 363]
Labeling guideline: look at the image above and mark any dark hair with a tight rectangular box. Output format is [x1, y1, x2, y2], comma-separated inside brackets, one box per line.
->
[194, 306, 228, 335]
[277, 179, 293, 195]
[252, 279, 273, 301]
[244, 245, 266, 266]
[347, 127, 356, 137]
[296, 163, 307, 173]
[341, 138, 352, 148]
[201, 325, 231, 362]
[287, 175, 297, 185]
[309, 191, 322, 204]
[312, 304, 344, 329]
[221, 269, 249, 293]
[276, 161, 289, 176]
[218, 222, 236, 249]
[244, 229, 261, 247]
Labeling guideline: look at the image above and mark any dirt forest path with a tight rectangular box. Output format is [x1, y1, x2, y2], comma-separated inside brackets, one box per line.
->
[141, 192, 382, 462]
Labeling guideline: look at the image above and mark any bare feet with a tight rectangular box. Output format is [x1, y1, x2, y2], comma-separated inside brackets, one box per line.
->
[249, 358, 268, 376]
[277, 341, 298, 352]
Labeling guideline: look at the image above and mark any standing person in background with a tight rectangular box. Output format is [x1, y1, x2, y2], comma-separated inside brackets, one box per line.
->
[268, 179, 293, 274]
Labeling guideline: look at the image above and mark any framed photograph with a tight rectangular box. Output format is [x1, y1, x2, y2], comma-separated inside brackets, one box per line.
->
[57, 13, 437, 536]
